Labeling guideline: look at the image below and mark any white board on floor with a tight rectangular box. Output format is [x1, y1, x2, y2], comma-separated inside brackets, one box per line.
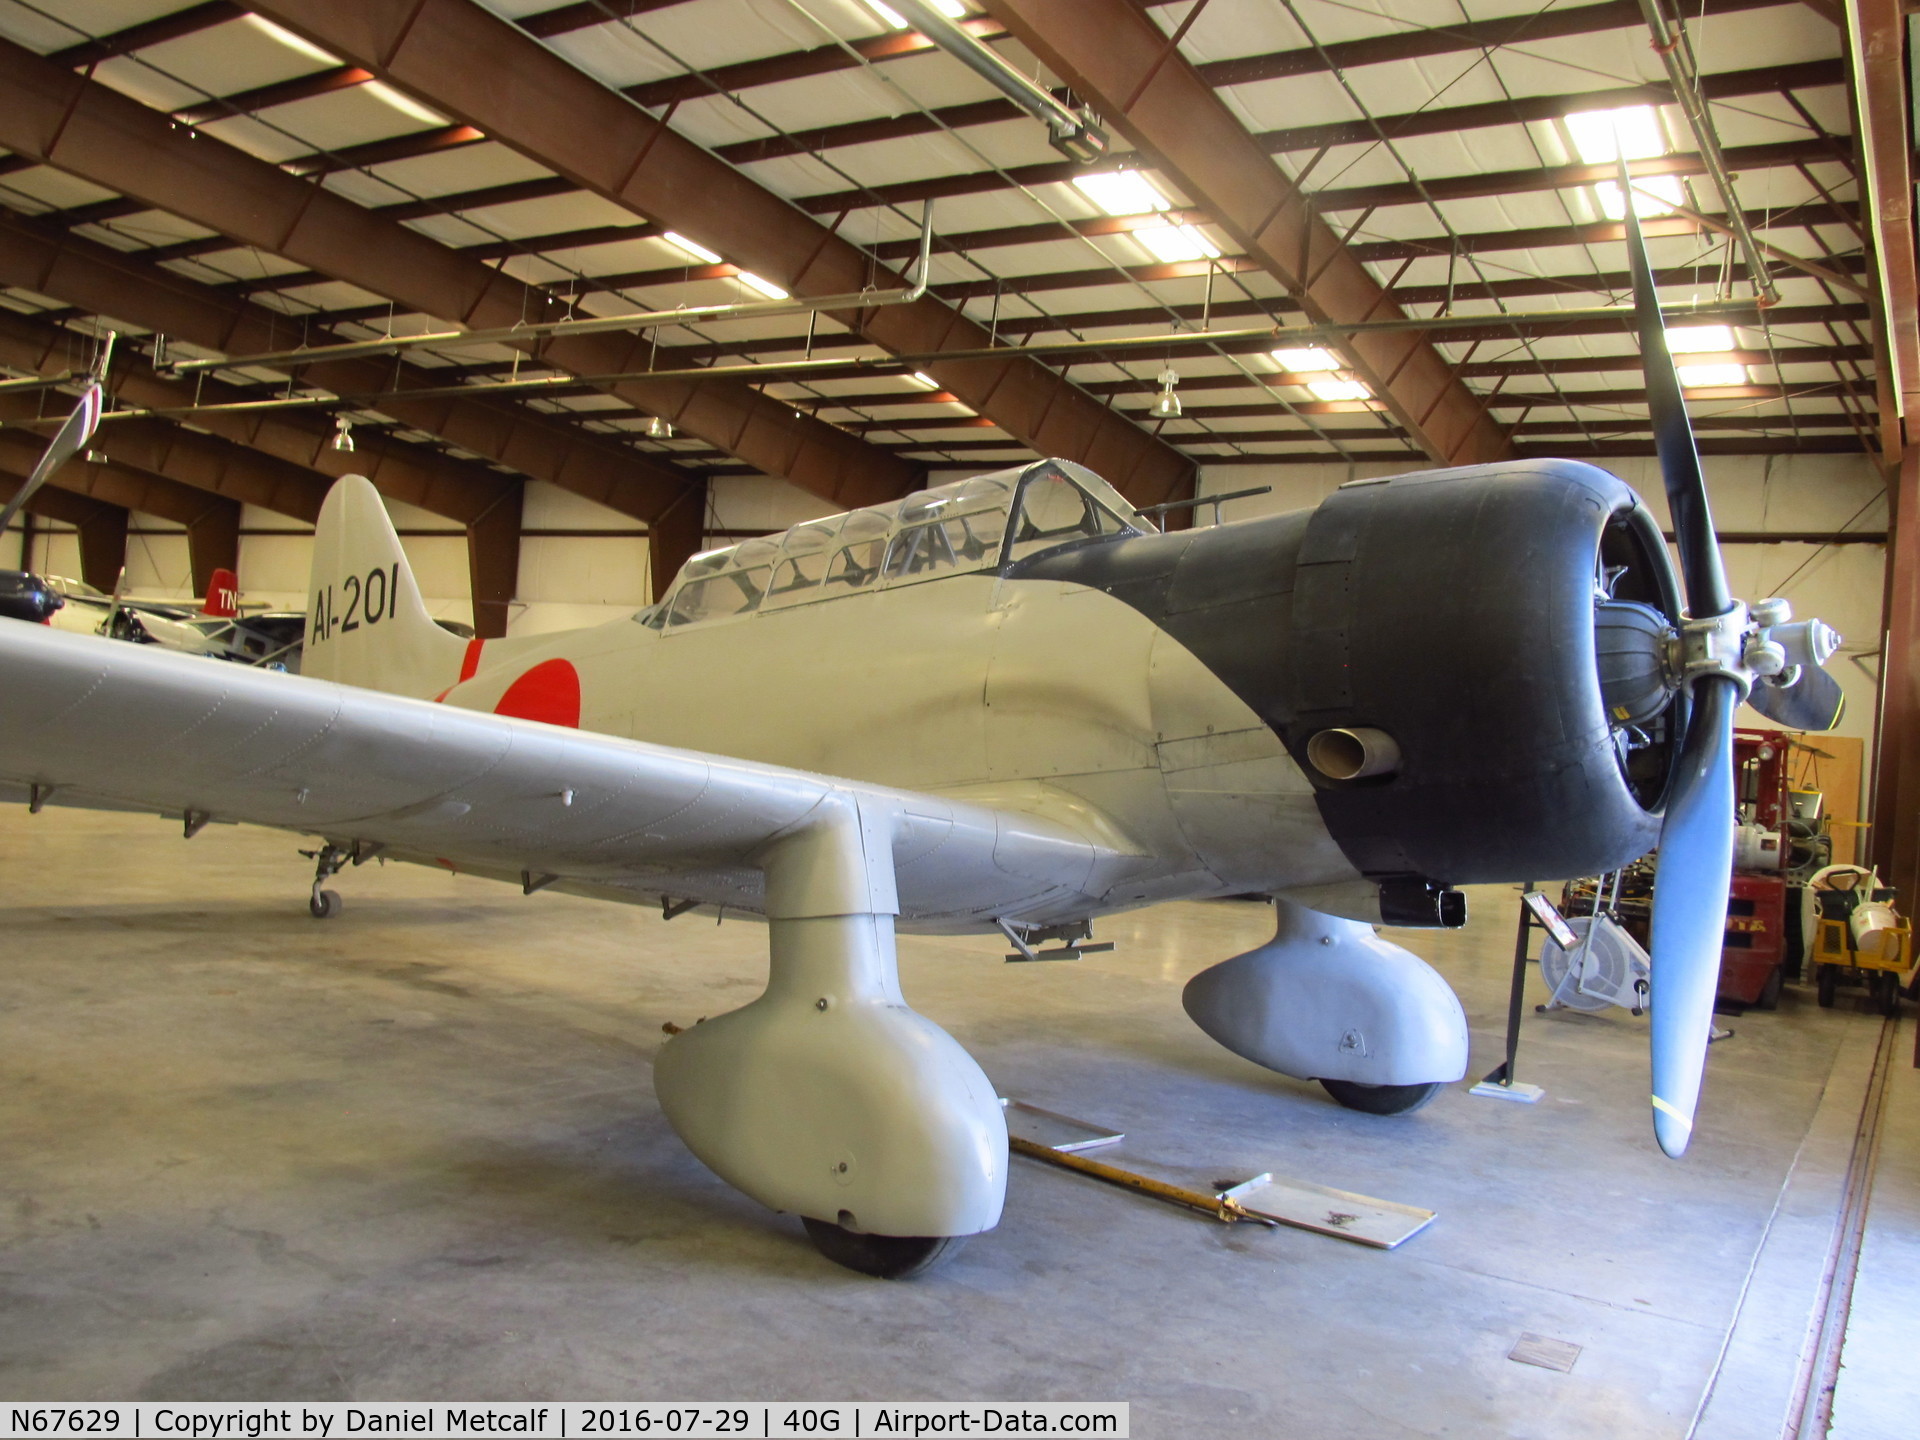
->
[1231, 1175, 1436, 1249]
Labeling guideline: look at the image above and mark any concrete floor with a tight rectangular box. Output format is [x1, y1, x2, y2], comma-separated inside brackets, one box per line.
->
[0, 807, 1891, 1435]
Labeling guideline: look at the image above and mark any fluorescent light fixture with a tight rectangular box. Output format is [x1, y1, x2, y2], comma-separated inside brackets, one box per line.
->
[738, 272, 789, 300]
[244, 15, 341, 66]
[1597, 173, 1682, 219]
[1072, 170, 1170, 217]
[1308, 378, 1371, 402]
[1272, 347, 1339, 373]
[1136, 224, 1220, 263]
[908, 372, 940, 389]
[1566, 105, 1667, 164]
[1666, 325, 1735, 353]
[662, 231, 722, 265]
[1677, 362, 1748, 388]
[864, 0, 968, 28]
[362, 80, 447, 127]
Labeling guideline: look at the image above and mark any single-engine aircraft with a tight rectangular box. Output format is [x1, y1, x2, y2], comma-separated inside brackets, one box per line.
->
[0, 208, 1847, 1277]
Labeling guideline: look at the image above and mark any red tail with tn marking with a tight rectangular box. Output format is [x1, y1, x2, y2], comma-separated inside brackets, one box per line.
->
[200, 567, 239, 618]
[304, 475, 468, 699]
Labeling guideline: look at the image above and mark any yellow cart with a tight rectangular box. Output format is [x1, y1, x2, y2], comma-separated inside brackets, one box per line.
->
[1812, 913, 1914, 1014]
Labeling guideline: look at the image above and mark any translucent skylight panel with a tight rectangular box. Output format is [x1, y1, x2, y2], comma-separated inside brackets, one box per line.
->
[1272, 348, 1339, 372]
[1072, 171, 1172, 217]
[1596, 174, 1683, 220]
[1135, 225, 1221, 263]
[1308, 378, 1371, 401]
[244, 15, 340, 65]
[1677, 363, 1750, 388]
[1667, 326, 1736, 354]
[1566, 105, 1667, 164]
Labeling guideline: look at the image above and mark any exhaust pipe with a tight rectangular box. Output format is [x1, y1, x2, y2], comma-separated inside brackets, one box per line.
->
[1306, 727, 1401, 781]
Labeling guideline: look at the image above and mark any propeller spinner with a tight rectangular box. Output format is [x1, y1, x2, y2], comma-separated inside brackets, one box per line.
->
[1620, 181, 1846, 1157]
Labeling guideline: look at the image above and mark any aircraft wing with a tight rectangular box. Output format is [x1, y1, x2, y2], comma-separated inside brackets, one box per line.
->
[0, 624, 1139, 926]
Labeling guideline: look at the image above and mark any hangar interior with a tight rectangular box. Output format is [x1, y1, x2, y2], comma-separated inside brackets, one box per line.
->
[1, 0, 1918, 1434]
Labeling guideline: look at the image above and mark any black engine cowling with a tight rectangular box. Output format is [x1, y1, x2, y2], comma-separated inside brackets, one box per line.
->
[1013, 458, 1684, 896]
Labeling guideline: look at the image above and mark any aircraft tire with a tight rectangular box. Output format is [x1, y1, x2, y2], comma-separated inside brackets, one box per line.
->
[800, 1217, 967, 1279]
[1318, 1079, 1442, 1115]
[309, 889, 343, 920]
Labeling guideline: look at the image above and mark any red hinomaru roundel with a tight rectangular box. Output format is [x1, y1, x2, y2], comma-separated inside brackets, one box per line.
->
[491, 658, 582, 729]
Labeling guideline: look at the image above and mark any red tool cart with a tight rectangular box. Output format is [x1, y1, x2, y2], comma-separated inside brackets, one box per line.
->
[1717, 730, 1793, 1007]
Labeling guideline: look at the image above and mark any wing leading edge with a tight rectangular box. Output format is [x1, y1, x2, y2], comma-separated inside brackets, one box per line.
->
[0, 624, 1142, 927]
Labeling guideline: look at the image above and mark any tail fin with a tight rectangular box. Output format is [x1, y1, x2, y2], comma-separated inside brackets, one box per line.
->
[200, 567, 239, 617]
[305, 475, 469, 697]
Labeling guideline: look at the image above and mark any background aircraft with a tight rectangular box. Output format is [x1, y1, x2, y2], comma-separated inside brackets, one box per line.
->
[0, 211, 1845, 1277]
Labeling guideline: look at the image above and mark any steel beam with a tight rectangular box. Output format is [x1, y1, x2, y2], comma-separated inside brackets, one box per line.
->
[1851, 0, 1919, 454]
[783, 60, 1840, 219]
[521, 1, 696, 38]
[47, 2, 239, 69]
[646, 478, 708, 603]
[0, 428, 240, 537]
[987, 0, 1508, 466]
[431, 272, 1870, 380]
[334, 135, 1829, 278]
[0, 210, 690, 524]
[624, 14, 1012, 109]
[701, 3, 1787, 167]
[3, 439, 244, 595]
[0, 386, 336, 521]
[1851, 0, 1919, 904]
[186, 502, 241, 598]
[622, 0, 1780, 110]
[0, 38, 909, 510]
[248, 1, 1196, 507]
[0, 305, 508, 523]
[466, 484, 523, 640]
[1254, 59, 1844, 158]
[1874, 443, 1920, 903]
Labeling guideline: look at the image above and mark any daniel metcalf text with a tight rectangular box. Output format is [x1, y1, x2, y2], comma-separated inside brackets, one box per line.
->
[1, 1403, 1128, 1439]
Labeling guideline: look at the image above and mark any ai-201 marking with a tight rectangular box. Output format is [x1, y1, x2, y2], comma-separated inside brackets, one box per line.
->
[311, 563, 400, 645]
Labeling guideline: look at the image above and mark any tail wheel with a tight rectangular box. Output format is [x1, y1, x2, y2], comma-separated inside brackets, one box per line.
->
[800, 1217, 967, 1279]
[1319, 1079, 1442, 1115]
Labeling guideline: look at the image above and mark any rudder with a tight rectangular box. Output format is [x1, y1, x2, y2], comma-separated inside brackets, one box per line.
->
[305, 475, 468, 697]
[200, 567, 239, 617]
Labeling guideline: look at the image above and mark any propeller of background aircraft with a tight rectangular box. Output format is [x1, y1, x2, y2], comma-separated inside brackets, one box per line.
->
[1622, 178, 1846, 1158]
[0, 375, 104, 541]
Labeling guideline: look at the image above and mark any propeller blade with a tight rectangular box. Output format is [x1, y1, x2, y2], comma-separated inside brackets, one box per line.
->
[1747, 663, 1846, 732]
[0, 381, 104, 538]
[1647, 674, 1740, 1157]
[1620, 171, 1732, 622]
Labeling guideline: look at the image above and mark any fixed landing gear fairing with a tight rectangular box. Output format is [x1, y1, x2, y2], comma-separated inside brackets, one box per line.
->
[0, 219, 1847, 1275]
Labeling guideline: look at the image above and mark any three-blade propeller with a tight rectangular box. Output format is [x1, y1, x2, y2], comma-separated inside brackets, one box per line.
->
[1622, 186, 1844, 1157]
